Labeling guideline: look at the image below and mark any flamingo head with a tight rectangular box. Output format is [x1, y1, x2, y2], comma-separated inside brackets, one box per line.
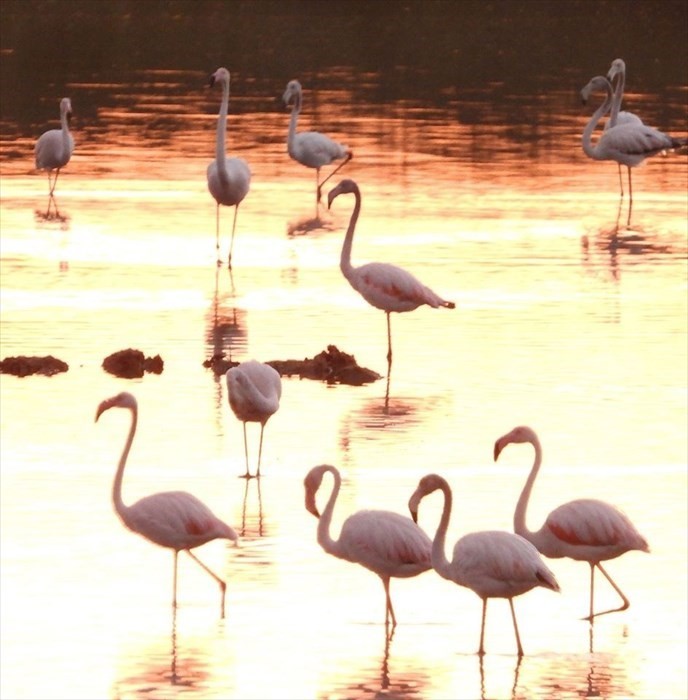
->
[607, 58, 626, 84]
[408, 473, 446, 523]
[283, 79, 302, 109]
[209, 67, 230, 89]
[327, 178, 359, 209]
[303, 464, 333, 518]
[580, 75, 612, 106]
[95, 391, 137, 422]
[60, 97, 72, 124]
[493, 425, 538, 461]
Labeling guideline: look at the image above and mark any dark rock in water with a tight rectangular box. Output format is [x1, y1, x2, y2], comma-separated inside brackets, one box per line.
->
[204, 345, 381, 386]
[0, 355, 69, 377]
[103, 349, 164, 378]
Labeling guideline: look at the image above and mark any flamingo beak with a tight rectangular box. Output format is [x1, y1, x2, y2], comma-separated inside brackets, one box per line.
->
[304, 489, 320, 518]
[493, 440, 504, 461]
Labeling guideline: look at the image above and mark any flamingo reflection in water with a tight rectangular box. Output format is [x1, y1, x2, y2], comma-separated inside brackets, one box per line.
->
[283, 79, 352, 218]
[95, 392, 238, 618]
[225, 360, 282, 479]
[408, 473, 560, 657]
[327, 179, 455, 375]
[207, 67, 251, 269]
[304, 464, 432, 631]
[35, 97, 74, 220]
[494, 425, 650, 621]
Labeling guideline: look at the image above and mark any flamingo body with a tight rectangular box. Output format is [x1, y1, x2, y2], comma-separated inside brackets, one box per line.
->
[494, 424, 649, 620]
[409, 473, 558, 656]
[226, 360, 282, 478]
[328, 179, 454, 366]
[304, 464, 432, 628]
[95, 392, 237, 616]
[207, 67, 251, 267]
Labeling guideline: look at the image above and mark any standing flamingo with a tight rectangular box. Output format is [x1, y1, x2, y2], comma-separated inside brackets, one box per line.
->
[327, 179, 455, 369]
[95, 392, 238, 617]
[581, 75, 686, 226]
[282, 79, 352, 214]
[207, 67, 251, 268]
[35, 97, 74, 216]
[304, 464, 432, 629]
[226, 360, 282, 478]
[493, 425, 650, 621]
[408, 473, 559, 657]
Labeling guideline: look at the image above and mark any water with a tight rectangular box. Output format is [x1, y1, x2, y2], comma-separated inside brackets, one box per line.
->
[2, 4, 688, 699]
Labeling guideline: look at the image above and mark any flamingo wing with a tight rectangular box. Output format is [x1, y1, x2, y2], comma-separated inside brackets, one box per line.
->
[294, 131, 348, 168]
[600, 122, 679, 163]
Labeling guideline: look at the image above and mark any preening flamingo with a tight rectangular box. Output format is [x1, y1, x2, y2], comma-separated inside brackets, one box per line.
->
[226, 360, 282, 478]
[207, 67, 251, 268]
[327, 179, 455, 368]
[408, 473, 559, 657]
[35, 97, 74, 215]
[95, 392, 238, 617]
[283, 79, 352, 213]
[581, 75, 686, 226]
[494, 425, 650, 621]
[304, 464, 432, 629]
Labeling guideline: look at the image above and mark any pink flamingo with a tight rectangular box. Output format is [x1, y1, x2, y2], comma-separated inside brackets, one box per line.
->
[327, 179, 455, 368]
[35, 97, 74, 216]
[409, 473, 560, 657]
[207, 67, 251, 268]
[283, 79, 352, 213]
[494, 425, 650, 621]
[226, 360, 282, 479]
[304, 464, 432, 629]
[96, 392, 238, 617]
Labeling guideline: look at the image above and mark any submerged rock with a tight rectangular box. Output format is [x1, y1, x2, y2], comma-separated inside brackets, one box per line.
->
[0, 355, 69, 377]
[102, 349, 164, 378]
[204, 345, 381, 386]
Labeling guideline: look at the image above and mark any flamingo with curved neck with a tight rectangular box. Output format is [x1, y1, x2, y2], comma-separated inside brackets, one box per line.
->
[494, 425, 649, 621]
[304, 464, 432, 630]
[408, 473, 559, 657]
[207, 67, 251, 268]
[95, 392, 238, 617]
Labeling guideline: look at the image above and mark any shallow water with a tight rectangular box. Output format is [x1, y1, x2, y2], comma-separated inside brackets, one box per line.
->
[2, 5, 688, 700]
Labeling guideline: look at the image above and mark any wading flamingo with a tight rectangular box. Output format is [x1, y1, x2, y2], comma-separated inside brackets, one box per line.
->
[494, 425, 649, 621]
[409, 473, 559, 657]
[581, 74, 686, 226]
[35, 97, 74, 216]
[95, 392, 238, 617]
[283, 79, 352, 213]
[304, 464, 432, 630]
[207, 67, 251, 268]
[327, 179, 455, 369]
[226, 360, 281, 478]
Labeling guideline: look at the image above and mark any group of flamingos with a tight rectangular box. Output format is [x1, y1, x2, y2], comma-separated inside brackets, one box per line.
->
[35, 60, 663, 656]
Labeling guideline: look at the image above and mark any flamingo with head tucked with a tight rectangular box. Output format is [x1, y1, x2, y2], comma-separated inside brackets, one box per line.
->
[95, 392, 238, 618]
[409, 473, 559, 657]
[304, 464, 432, 630]
[328, 179, 455, 370]
[494, 425, 650, 621]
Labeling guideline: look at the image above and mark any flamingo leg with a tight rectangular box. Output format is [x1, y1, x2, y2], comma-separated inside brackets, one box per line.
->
[385, 312, 393, 367]
[617, 164, 624, 198]
[382, 577, 397, 629]
[584, 562, 631, 620]
[227, 204, 239, 269]
[185, 549, 227, 619]
[239, 421, 251, 479]
[509, 598, 524, 657]
[478, 598, 488, 656]
[317, 152, 353, 202]
[172, 549, 179, 609]
[216, 204, 222, 267]
[255, 423, 265, 478]
[626, 167, 633, 227]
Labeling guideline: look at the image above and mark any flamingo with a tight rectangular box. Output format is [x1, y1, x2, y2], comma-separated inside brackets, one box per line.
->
[327, 178, 455, 369]
[493, 425, 650, 621]
[226, 360, 282, 478]
[304, 464, 432, 629]
[282, 79, 352, 214]
[580, 74, 686, 226]
[408, 473, 560, 657]
[35, 97, 74, 216]
[95, 392, 238, 617]
[207, 67, 251, 268]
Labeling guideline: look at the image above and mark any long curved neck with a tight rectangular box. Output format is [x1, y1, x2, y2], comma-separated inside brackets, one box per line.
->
[609, 72, 625, 127]
[287, 92, 301, 157]
[339, 188, 361, 281]
[582, 84, 613, 160]
[215, 78, 229, 170]
[431, 482, 454, 581]
[514, 436, 542, 541]
[61, 106, 71, 155]
[112, 406, 136, 523]
[245, 382, 279, 421]
[317, 466, 343, 557]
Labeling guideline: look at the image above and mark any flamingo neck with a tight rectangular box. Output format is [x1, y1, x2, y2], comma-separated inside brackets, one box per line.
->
[339, 186, 361, 282]
[215, 78, 229, 171]
[430, 481, 454, 581]
[61, 105, 71, 158]
[582, 83, 613, 161]
[112, 405, 136, 524]
[609, 72, 625, 128]
[514, 436, 542, 544]
[286, 93, 301, 158]
[316, 466, 343, 557]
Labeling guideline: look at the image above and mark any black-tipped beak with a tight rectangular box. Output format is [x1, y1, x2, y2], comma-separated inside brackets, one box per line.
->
[208, 75, 216, 88]
[410, 509, 418, 524]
